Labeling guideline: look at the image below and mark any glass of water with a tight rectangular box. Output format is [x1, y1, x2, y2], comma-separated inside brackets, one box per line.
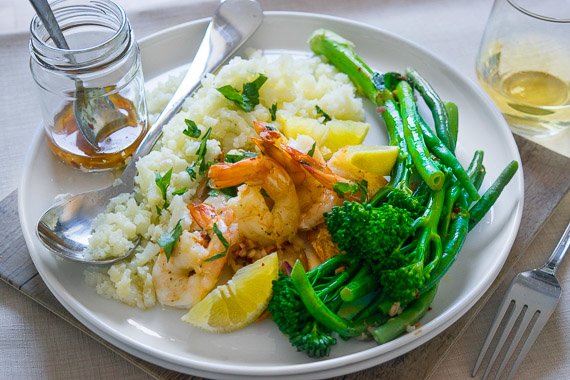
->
[476, 0, 570, 137]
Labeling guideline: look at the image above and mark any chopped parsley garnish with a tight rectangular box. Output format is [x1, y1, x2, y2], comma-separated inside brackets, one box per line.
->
[186, 164, 197, 181]
[157, 219, 183, 262]
[205, 252, 226, 262]
[208, 187, 238, 198]
[217, 74, 268, 112]
[308, 142, 317, 157]
[225, 150, 257, 163]
[182, 119, 201, 138]
[205, 223, 230, 262]
[333, 179, 368, 203]
[172, 187, 188, 196]
[269, 103, 278, 121]
[155, 168, 173, 209]
[196, 127, 212, 175]
[315, 105, 331, 123]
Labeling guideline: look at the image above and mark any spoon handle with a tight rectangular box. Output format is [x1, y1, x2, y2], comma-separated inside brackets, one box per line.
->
[120, 0, 263, 185]
[28, 0, 70, 50]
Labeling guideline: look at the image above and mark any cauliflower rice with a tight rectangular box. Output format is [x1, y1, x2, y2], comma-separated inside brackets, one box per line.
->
[85, 51, 366, 309]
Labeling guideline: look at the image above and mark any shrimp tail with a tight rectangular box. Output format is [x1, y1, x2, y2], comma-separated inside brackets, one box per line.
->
[208, 157, 268, 189]
[252, 138, 307, 185]
[188, 203, 217, 229]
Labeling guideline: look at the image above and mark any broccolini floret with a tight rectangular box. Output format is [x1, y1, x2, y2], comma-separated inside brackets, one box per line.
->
[268, 259, 348, 357]
[325, 201, 417, 275]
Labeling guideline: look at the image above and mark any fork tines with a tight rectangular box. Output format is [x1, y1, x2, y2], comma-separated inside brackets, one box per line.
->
[472, 271, 559, 380]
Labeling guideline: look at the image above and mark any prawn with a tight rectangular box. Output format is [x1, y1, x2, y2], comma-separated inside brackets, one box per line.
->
[251, 122, 345, 228]
[152, 203, 236, 309]
[208, 155, 300, 247]
[254, 122, 387, 199]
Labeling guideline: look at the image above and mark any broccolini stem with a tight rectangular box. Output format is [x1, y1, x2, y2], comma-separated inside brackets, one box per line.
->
[444, 101, 459, 151]
[370, 285, 438, 344]
[368, 185, 392, 207]
[308, 254, 351, 283]
[418, 182, 446, 276]
[417, 116, 480, 202]
[469, 160, 519, 230]
[340, 266, 376, 302]
[317, 261, 362, 304]
[290, 261, 367, 337]
[396, 81, 445, 191]
[423, 188, 470, 293]
[406, 68, 455, 151]
[309, 29, 380, 104]
[352, 294, 393, 323]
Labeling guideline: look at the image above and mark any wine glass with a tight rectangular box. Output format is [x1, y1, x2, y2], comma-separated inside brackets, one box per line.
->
[476, 0, 570, 137]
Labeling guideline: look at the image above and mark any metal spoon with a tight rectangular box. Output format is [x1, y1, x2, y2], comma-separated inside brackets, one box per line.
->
[36, 0, 264, 264]
[28, 0, 128, 149]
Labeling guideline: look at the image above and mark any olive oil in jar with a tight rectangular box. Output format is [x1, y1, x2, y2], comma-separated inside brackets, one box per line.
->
[29, 0, 147, 171]
[48, 93, 146, 170]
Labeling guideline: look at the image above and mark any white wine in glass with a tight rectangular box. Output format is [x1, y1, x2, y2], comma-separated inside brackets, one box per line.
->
[476, 0, 570, 137]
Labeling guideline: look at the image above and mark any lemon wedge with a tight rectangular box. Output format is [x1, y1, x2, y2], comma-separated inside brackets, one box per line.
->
[281, 116, 327, 142]
[328, 146, 390, 195]
[182, 252, 279, 333]
[281, 116, 369, 158]
[347, 145, 399, 176]
[320, 120, 369, 154]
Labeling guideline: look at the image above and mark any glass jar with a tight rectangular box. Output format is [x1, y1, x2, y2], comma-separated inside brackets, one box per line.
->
[29, 0, 147, 171]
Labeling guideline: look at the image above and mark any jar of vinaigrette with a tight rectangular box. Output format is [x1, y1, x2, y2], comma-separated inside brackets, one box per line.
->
[29, 0, 147, 171]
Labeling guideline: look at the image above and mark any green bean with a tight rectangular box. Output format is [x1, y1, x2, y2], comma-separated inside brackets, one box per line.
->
[396, 81, 445, 190]
[438, 150, 484, 238]
[472, 164, 486, 191]
[469, 160, 519, 230]
[381, 99, 412, 185]
[370, 285, 438, 344]
[444, 101, 459, 150]
[417, 116, 480, 201]
[425, 154, 488, 291]
[382, 99, 405, 146]
[406, 67, 455, 151]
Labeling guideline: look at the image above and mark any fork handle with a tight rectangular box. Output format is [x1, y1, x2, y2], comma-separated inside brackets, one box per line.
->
[542, 221, 570, 275]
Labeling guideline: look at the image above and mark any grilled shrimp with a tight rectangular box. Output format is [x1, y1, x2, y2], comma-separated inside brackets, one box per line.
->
[208, 155, 300, 247]
[152, 203, 236, 309]
[251, 121, 343, 229]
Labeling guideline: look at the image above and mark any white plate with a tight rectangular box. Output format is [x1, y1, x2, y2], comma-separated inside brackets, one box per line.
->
[19, 12, 523, 379]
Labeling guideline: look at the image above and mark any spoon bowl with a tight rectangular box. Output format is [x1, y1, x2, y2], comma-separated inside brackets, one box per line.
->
[36, 0, 264, 265]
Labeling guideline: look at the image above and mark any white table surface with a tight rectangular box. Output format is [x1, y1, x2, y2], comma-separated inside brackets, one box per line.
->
[1, 0, 568, 378]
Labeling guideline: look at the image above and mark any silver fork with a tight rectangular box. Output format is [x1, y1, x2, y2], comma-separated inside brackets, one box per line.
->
[472, 221, 570, 380]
